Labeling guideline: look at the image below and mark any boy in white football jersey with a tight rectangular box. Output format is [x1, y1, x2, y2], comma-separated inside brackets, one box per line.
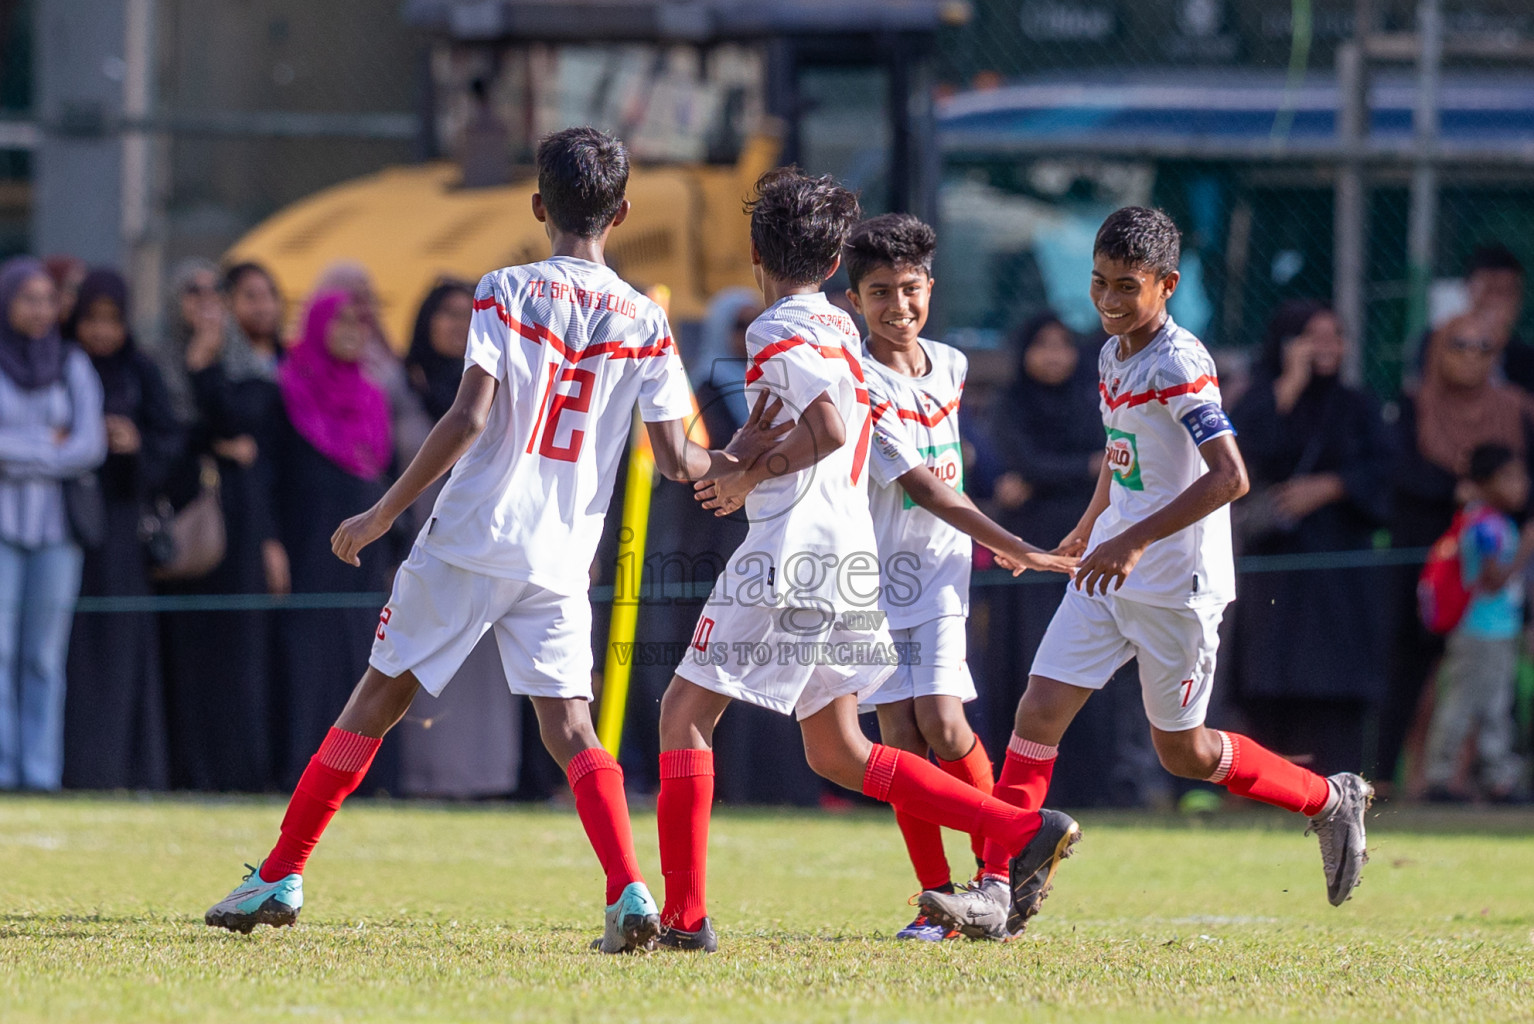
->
[205, 127, 784, 954]
[922, 207, 1373, 943]
[841, 214, 1076, 941]
[650, 170, 1081, 955]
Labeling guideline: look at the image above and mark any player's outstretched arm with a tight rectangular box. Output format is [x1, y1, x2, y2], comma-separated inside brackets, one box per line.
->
[331, 366, 499, 566]
[646, 390, 792, 483]
[896, 466, 1076, 577]
[1074, 433, 1249, 595]
[695, 390, 845, 516]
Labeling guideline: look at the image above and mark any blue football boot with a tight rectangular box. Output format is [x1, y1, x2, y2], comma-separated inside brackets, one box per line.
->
[205, 862, 303, 933]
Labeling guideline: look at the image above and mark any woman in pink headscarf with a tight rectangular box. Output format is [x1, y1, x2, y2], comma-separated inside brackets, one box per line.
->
[279, 290, 392, 480]
[310, 261, 433, 477]
[272, 291, 399, 790]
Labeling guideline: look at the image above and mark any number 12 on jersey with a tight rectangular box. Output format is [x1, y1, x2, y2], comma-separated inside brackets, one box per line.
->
[528, 361, 594, 462]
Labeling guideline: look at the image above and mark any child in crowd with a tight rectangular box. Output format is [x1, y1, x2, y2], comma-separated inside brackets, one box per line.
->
[1423, 443, 1529, 802]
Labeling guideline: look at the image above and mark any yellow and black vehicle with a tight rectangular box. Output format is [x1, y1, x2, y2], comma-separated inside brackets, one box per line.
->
[226, 0, 968, 345]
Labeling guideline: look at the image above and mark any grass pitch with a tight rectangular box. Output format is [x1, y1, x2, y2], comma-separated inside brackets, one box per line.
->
[1, 795, 1531, 1023]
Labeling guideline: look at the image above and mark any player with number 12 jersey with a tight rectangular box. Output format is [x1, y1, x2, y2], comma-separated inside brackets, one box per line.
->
[416, 258, 686, 590]
[204, 127, 779, 956]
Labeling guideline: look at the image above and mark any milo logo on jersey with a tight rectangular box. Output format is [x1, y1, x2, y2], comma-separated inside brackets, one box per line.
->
[1104, 427, 1143, 490]
[904, 442, 964, 509]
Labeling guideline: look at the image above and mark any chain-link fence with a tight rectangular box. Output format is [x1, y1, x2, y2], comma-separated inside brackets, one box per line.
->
[930, 0, 1534, 399]
[9, 0, 1529, 401]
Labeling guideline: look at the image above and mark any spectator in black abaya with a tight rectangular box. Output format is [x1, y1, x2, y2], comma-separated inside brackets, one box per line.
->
[405, 279, 475, 424]
[398, 277, 474, 531]
[159, 258, 285, 791]
[988, 313, 1104, 555]
[1227, 300, 1395, 776]
[394, 278, 522, 800]
[272, 290, 395, 790]
[62, 269, 183, 789]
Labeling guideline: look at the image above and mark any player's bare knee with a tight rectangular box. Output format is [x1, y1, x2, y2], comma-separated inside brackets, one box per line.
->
[1013, 677, 1084, 744]
[531, 697, 598, 766]
[336, 667, 419, 737]
[876, 705, 924, 754]
[1152, 728, 1219, 779]
[913, 700, 971, 761]
[803, 740, 864, 790]
[659, 676, 728, 751]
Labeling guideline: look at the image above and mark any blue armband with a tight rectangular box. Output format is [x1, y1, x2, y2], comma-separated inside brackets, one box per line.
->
[1180, 403, 1234, 445]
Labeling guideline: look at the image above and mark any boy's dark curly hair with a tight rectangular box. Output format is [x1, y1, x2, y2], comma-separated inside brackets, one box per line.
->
[747, 168, 861, 287]
[843, 213, 937, 291]
[1093, 206, 1181, 278]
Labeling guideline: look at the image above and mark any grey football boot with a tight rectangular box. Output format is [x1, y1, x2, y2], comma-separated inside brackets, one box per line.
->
[1306, 773, 1373, 906]
[917, 877, 1011, 941]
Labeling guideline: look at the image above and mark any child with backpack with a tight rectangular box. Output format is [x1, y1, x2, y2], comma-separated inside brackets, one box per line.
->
[1419, 443, 1530, 801]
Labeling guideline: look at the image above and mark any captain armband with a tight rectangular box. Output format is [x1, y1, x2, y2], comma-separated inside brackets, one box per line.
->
[1179, 403, 1234, 445]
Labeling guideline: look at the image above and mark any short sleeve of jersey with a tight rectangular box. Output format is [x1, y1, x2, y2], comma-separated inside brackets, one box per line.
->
[465, 273, 508, 381]
[1156, 347, 1231, 446]
[865, 376, 924, 487]
[747, 328, 840, 416]
[636, 308, 694, 423]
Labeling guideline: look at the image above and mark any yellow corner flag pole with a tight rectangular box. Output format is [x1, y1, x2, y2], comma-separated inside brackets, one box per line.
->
[597, 285, 710, 756]
[597, 411, 655, 756]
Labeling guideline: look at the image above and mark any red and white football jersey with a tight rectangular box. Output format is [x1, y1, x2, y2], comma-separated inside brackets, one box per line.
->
[727, 292, 880, 613]
[419, 256, 692, 594]
[863, 338, 972, 629]
[1092, 317, 1234, 608]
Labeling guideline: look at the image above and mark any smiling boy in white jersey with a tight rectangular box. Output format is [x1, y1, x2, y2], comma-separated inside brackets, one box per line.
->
[204, 127, 785, 954]
[922, 207, 1373, 944]
[649, 170, 1081, 955]
[840, 214, 1077, 941]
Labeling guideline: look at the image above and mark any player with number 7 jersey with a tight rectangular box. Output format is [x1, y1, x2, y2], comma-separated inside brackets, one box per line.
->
[202, 127, 786, 956]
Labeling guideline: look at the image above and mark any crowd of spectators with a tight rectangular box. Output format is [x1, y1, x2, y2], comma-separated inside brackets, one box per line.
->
[0, 243, 1529, 805]
[0, 253, 496, 796]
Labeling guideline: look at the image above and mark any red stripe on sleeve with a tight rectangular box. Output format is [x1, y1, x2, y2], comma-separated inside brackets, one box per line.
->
[1099, 374, 1219, 410]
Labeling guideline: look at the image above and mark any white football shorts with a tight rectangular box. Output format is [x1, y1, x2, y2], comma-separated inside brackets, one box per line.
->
[862, 614, 976, 708]
[370, 546, 593, 700]
[1030, 585, 1226, 732]
[674, 592, 898, 721]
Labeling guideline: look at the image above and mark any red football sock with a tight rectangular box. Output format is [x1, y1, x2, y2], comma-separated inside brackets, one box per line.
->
[260, 728, 381, 882]
[862, 744, 1040, 859]
[982, 734, 1057, 879]
[566, 747, 644, 906]
[657, 748, 714, 931]
[936, 736, 995, 867]
[1207, 730, 1331, 815]
[894, 808, 952, 892]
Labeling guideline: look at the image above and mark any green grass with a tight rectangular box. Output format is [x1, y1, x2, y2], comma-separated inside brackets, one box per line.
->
[2, 795, 1532, 1023]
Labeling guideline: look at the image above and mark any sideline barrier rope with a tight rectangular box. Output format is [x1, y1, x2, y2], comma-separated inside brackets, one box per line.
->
[64, 546, 1430, 614]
